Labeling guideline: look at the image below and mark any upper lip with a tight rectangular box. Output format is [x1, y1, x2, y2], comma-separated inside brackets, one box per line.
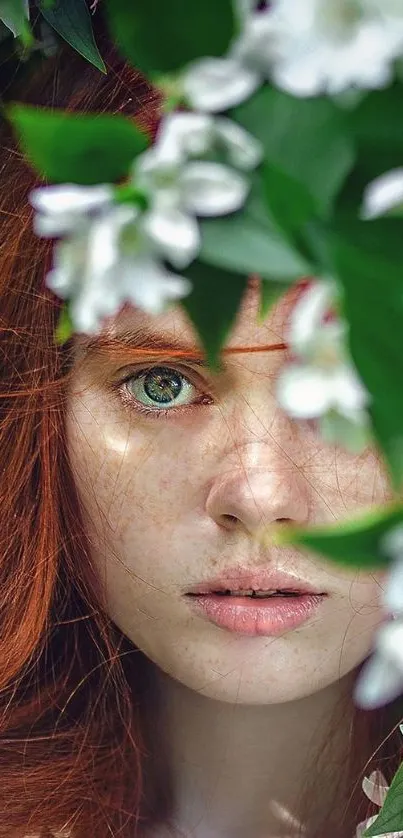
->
[186, 567, 326, 596]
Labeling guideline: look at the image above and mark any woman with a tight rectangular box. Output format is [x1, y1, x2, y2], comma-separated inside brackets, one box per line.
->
[1, 16, 403, 838]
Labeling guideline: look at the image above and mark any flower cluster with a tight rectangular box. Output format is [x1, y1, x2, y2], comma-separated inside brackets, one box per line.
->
[31, 112, 262, 333]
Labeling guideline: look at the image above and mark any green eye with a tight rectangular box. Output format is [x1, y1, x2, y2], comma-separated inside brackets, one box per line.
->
[127, 366, 197, 409]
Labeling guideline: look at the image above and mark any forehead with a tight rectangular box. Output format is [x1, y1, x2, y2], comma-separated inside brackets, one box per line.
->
[77, 276, 300, 357]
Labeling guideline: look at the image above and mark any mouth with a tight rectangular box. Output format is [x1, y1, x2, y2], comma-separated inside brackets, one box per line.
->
[186, 589, 314, 598]
[184, 569, 327, 636]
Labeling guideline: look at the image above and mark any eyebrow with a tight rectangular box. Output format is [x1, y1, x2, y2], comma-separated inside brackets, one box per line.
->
[80, 324, 208, 362]
[78, 324, 287, 364]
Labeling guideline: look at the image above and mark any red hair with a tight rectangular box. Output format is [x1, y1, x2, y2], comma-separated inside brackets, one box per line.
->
[1, 15, 403, 837]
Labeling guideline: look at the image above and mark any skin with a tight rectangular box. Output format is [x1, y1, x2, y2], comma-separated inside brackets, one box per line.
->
[66, 279, 390, 837]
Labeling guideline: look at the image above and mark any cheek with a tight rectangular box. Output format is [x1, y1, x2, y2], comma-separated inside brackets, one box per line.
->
[345, 570, 386, 615]
[65, 391, 211, 565]
[322, 569, 387, 679]
[295, 445, 390, 521]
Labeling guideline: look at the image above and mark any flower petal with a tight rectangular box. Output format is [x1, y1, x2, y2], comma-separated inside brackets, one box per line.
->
[29, 184, 114, 216]
[273, 48, 330, 98]
[332, 364, 370, 413]
[155, 112, 215, 159]
[46, 237, 87, 297]
[67, 255, 123, 334]
[378, 620, 403, 670]
[180, 161, 249, 216]
[86, 205, 138, 280]
[133, 147, 182, 194]
[234, 0, 257, 24]
[288, 280, 335, 356]
[354, 647, 403, 709]
[33, 211, 82, 239]
[383, 557, 403, 617]
[362, 168, 403, 219]
[277, 365, 331, 418]
[356, 814, 378, 838]
[121, 256, 192, 315]
[30, 184, 114, 238]
[70, 280, 122, 335]
[214, 117, 263, 170]
[382, 524, 403, 562]
[183, 56, 260, 113]
[362, 770, 390, 807]
[141, 205, 200, 269]
[230, 9, 281, 73]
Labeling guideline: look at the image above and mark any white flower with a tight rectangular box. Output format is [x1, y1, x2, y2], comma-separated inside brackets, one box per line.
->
[30, 184, 191, 334]
[181, 56, 260, 113]
[132, 124, 256, 268]
[356, 768, 403, 837]
[354, 620, 403, 709]
[232, 0, 403, 97]
[362, 169, 403, 219]
[276, 280, 371, 450]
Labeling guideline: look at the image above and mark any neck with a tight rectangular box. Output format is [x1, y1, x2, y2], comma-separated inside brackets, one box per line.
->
[148, 666, 357, 838]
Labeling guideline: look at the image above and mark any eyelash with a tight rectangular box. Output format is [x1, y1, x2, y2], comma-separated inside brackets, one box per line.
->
[110, 364, 213, 419]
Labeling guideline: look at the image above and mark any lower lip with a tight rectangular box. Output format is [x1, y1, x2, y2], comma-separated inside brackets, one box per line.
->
[185, 593, 326, 637]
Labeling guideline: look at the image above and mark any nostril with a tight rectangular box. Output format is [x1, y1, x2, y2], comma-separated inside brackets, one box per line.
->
[221, 514, 238, 526]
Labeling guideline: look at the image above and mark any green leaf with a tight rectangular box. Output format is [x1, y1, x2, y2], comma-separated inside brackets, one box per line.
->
[262, 162, 322, 265]
[259, 279, 285, 322]
[181, 262, 248, 370]
[364, 761, 403, 836]
[104, 0, 237, 75]
[263, 163, 319, 236]
[0, 0, 33, 46]
[276, 503, 403, 570]
[232, 86, 355, 217]
[55, 303, 74, 345]
[350, 83, 403, 176]
[6, 104, 149, 184]
[200, 177, 312, 281]
[319, 219, 403, 489]
[39, 0, 106, 72]
[337, 84, 403, 213]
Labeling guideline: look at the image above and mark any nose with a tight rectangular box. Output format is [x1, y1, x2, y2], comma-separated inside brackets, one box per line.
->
[205, 440, 310, 536]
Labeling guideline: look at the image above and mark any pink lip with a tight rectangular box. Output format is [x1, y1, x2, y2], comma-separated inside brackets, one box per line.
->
[185, 592, 326, 637]
[186, 567, 325, 596]
[184, 568, 327, 637]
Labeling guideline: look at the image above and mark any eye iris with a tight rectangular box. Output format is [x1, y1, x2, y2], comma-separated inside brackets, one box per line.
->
[143, 367, 183, 404]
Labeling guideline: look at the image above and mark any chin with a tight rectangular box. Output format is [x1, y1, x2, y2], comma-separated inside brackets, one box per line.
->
[153, 651, 344, 706]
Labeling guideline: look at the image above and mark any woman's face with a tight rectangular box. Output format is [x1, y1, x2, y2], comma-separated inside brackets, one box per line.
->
[66, 279, 389, 705]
